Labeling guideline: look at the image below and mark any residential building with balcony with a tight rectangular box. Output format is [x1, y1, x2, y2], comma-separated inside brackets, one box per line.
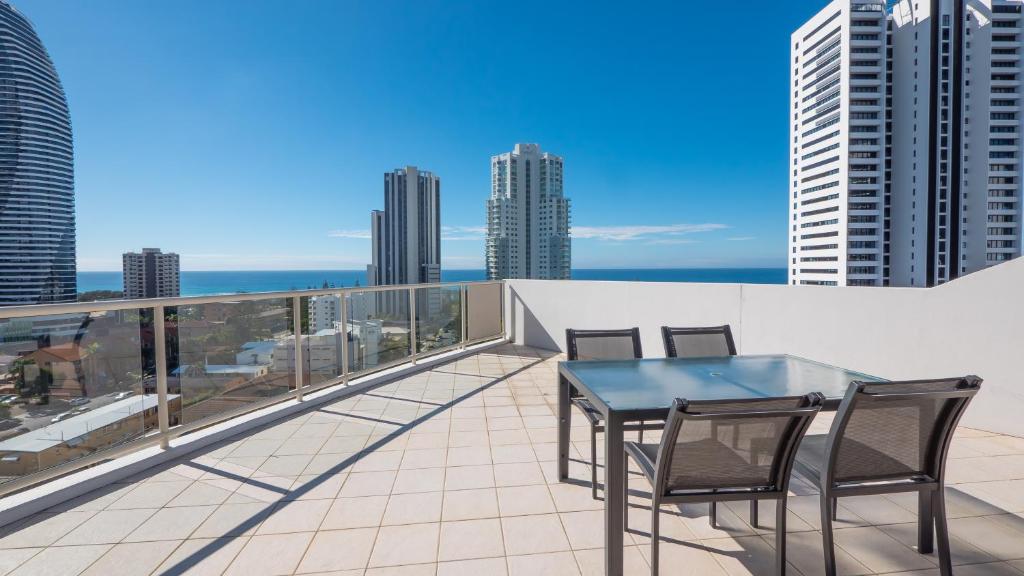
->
[0, 1, 76, 305]
[308, 294, 340, 332]
[486, 143, 571, 280]
[790, 0, 1023, 287]
[122, 248, 180, 299]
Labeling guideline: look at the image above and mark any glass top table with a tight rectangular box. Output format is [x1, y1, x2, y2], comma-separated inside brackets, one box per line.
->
[555, 354, 885, 576]
[559, 354, 885, 414]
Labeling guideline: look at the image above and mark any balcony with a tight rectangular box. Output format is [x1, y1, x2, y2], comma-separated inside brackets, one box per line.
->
[0, 262, 1022, 575]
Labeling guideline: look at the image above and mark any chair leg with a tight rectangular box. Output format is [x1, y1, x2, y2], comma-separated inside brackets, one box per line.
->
[591, 424, 599, 500]
[918, 490, 934, 554]
[776, 496, 787, 576]
[651, 499, 660, 576]
[638, 420, 643, 443]
[831, 497, 838, 521]
[751, 499, 759, 529]
[820, 493, 837, 576]
[709, 500, 717, 528]
[933, 487, 952, 576]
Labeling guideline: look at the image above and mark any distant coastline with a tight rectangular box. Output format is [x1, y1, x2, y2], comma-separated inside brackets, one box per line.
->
[77, 268, 787, 297]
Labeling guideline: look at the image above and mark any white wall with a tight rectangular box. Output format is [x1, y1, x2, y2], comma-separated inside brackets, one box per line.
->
[507, 280, 743, 357]
[506, 258, 1024, 436]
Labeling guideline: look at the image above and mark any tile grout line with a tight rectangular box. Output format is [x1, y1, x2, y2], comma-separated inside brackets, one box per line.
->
[480, 359, 514, 575]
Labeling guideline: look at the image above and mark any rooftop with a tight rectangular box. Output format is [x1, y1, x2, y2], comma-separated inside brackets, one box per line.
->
[0, 344, 1020, 576]
[0, 394, 178, 454]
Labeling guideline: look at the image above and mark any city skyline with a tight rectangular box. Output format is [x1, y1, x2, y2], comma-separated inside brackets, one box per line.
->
[11, 0, 804, 272]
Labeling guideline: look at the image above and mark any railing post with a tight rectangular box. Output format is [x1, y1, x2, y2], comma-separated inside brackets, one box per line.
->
[460, 283, 468, 350]
[409, 287, 417, 364]
[293, 296, 304, 401]
[500, 281, 506, 339]
[153, 305, 170, 449]
[339, 291, 349, 384]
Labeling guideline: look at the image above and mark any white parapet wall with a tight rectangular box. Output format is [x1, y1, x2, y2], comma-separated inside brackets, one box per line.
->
[505, 258, 1024, 437]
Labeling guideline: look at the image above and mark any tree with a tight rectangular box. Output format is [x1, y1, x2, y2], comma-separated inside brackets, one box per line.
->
[77, 290, 124, 302]
[11, 357, 51, 402]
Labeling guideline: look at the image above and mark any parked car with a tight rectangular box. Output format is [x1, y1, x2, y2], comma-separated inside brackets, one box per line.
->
[68, 397, 90, 407]
[114, 391, 134, 401]
[71, 407, 91, 415]
[0, 394, 18, 405]
[51, 412, 73, 423]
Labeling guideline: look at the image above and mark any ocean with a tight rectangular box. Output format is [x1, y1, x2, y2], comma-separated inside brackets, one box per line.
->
[77, 268, 787, 296]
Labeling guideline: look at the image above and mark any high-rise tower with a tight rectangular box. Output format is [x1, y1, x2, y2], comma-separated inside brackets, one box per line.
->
[790, 0, 1022, 287]
[486, 143, 571, 280]
[0, 2, 76, 304]
[122, 248, 180, 299]
[366, 166, 441, 288]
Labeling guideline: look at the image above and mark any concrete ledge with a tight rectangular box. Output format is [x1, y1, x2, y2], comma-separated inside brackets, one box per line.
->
[0, 339, 506, 529]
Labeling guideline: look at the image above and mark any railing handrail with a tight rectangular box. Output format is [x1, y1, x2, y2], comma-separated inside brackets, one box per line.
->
[0, 279, 505, 319]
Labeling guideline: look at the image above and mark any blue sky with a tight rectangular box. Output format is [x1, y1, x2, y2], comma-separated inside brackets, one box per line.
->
[18, 0, 819, 271]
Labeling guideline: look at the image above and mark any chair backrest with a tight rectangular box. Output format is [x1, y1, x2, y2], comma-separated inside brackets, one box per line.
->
[661, 325, 737, 358]
[823, 377, 982, 486]
[653, 394, 823, 495]
[565, 328, 643, 361]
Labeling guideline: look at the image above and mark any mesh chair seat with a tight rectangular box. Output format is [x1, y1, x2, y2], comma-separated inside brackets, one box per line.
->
[668, 437, 786, 491]
[796, 433, 934, 486]
[624, 442, 659, 480]
[792, 434, 826, 484]
[626, 438, 776, 493]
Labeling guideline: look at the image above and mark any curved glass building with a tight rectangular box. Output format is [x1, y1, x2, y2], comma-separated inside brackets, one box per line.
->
[0, 1, 75, 305]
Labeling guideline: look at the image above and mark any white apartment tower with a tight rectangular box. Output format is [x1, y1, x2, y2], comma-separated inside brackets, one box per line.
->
[308, 295, 341, 333]
[122, 248, 180, 299]
[486, 143, 571, 280]
[790, 0, 1023, 287]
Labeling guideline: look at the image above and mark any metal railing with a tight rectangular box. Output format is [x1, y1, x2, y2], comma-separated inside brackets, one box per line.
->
[0, 280, 505, 497]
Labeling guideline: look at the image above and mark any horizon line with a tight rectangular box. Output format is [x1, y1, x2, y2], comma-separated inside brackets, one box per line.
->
[76, 265, 787, 273]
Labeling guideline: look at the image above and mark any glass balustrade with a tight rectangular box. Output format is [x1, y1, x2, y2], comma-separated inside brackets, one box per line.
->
[0, 281, 504, 494]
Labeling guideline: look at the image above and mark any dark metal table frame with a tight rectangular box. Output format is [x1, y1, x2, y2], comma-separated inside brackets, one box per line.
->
[557, 354, 881, 576]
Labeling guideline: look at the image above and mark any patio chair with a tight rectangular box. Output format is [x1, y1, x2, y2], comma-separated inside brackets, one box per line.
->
[660, 324, 737, 358]
[625, 394, 823, 576]
[565, 328, 661, 499]
[661, 324, 744, 526]
[793, 377, 982, 576]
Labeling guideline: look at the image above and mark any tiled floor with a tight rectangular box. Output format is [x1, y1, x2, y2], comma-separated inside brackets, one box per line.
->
[1, 344, 1023, 575]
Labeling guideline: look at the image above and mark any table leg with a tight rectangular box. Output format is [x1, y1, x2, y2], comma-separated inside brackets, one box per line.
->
[604, 411, 625, 576]
[558, 375, 571, 480]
